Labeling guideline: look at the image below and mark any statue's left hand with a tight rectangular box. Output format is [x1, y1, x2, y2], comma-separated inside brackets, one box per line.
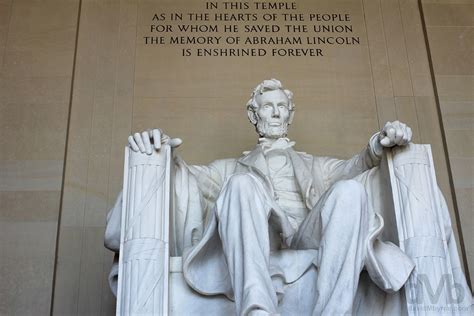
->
[379, 121, 412, 148]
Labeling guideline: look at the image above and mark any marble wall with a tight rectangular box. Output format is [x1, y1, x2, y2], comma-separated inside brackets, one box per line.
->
[0, 0, 471, 315]
[0, 0, 80, 314]
[51, 1, 136, 314]
[422, 0, 473, 287]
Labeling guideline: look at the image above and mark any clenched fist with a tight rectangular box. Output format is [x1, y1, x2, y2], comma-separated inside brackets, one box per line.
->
[379, 121, 412, 148]
[128, 128, 182, 155]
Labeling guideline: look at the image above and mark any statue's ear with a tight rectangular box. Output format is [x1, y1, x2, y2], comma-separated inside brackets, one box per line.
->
[247, 109, 258, 125]
[288, 110, 295, 125]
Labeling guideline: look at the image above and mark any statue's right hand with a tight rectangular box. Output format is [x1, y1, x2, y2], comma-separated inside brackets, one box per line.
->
[128, 129, 182, 154]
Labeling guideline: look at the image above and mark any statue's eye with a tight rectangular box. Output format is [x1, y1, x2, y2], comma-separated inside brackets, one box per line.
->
[264, 104, 272, 108]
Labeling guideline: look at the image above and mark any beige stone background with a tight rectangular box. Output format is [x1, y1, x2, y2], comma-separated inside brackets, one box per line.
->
[0, 0, 471, 315]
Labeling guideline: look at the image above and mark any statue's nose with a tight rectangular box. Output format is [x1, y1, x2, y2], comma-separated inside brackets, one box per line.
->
[272, 105, 280, 117]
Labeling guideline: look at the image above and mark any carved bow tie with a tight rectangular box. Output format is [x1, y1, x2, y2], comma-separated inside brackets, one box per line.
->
[259, 138, 296, 154]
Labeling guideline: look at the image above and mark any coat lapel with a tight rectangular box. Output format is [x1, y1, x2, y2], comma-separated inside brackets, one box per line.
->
[237, 146, 270, 178]
[287, 150, 316, 209]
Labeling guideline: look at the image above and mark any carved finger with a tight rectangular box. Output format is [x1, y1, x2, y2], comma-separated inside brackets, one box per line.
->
[394, 129, 404, 144]
[169, 138, 183, 148]
[407, 127, 413, 142]
[401, 126, 409, 143]
[128, 135, 139, 152]
[380, 136, 391, 147]
[134, 133, 146, 153]
[402, 129, 408, 143]
[152, 129, 162, 150]
[142, 131, 152, 154]
[161, 134, 171, 144]
[386, 127, 396, 143]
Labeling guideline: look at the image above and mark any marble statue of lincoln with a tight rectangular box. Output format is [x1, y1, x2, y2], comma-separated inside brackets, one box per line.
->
[115, 79, 417, 315]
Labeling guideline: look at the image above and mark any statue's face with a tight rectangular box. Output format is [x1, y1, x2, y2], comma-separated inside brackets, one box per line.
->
[255, 89, 291, 139]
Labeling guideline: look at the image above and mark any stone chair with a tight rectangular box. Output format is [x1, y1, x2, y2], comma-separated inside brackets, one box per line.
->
[105, 144, 472, 315]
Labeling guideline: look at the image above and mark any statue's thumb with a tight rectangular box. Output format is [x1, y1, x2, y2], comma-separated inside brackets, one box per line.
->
[169, 138, 183, 148]
[380, 136, 391, 147]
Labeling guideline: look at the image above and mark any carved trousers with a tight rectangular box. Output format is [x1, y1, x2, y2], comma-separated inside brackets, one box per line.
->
[215, 173, 369, 316]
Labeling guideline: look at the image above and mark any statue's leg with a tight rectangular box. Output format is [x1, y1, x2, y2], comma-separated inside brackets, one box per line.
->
[293, 179, 369, 315]
[215, 173, 278, 316]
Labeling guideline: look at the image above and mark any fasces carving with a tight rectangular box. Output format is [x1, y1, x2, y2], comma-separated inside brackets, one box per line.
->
[116, 146, 171, 315]
[105, 79, 472, 315]
[387, 145, 472, 314]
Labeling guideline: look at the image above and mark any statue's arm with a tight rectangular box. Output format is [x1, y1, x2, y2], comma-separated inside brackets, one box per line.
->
[114, 128, 232, 244]
[126, 127, 229, 192]
[185, 158, 235, 206]
[181, 159, 225, 200]
[321, 121, 412, 185]
[319, 136, 381, 185]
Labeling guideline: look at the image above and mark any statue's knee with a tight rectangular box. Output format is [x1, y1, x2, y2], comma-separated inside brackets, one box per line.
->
[328, 180, 367, 220]
[217, 173, 270, 224]
[219, 173, 265, 213]
[332, 179, 366, 200]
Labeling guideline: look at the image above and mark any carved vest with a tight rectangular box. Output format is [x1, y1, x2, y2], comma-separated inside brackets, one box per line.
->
[265, 149, 309, 230]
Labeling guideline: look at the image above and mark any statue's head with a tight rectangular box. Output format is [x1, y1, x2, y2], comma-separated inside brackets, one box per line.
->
[246, 79, 295, 139]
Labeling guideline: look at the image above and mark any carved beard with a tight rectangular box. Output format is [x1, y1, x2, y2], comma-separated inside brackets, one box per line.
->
[256, 120, 289, 139]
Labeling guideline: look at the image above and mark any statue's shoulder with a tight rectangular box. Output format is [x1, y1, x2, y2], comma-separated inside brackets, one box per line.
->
[311, 155, 338, 166]
[209, 158, 237, 167]
[297, 153, 340, 172]
[291, 149, 314, 162]
[208, 158, 238, 177]
[294, 150, 312, 159]
[311, 155, 332, 162]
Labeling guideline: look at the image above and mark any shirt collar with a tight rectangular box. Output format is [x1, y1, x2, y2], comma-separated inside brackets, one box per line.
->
[258, 137, 296, 154]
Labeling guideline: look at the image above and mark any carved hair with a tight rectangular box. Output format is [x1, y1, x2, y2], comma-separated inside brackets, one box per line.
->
[246, 79, 295, 116]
